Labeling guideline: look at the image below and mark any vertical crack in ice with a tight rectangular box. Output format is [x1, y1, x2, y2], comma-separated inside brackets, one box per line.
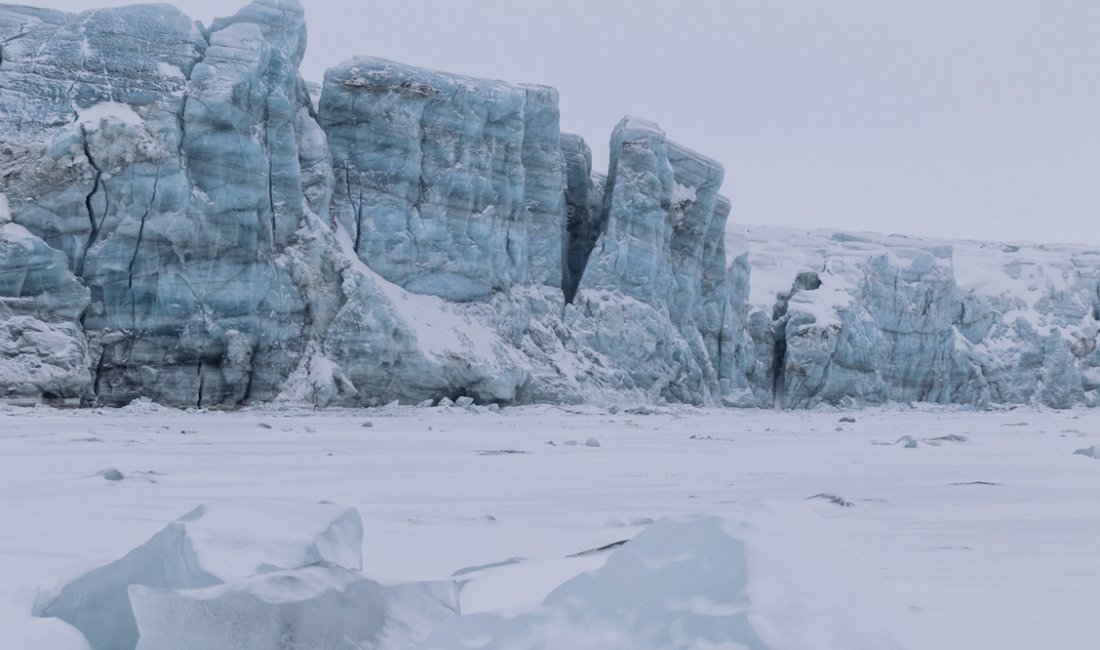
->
[196, 360, 205, 407]
[263, 96, 278, 251]
[771, 319, 787, 408]
[268, 147, 277, 249]
[176, 95, 189, 161]
[770, 283, 797, 409]
[715, 295, 728, 382]
[76, 125, 105, 278]
[128, 164, 160, 327]
[355, 188, 364, 256]
[342, 162, 362, 255]
[91, 346, 106, 402]
[0, 25, 31, 68]
[241, 350, 256, 405]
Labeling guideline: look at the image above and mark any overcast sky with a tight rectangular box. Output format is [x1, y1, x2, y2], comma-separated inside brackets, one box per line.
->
[30, 0, 1100, 245]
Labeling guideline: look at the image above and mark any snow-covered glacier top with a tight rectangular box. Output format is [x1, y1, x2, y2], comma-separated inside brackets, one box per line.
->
[727, 224, 1100, 408]
[732, 223, 1100, 337]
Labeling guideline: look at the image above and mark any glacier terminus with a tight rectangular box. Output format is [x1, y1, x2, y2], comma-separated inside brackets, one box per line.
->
[2, 0, 1099, 410]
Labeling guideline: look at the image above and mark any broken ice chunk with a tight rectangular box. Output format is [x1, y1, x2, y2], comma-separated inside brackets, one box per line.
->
[41, 501, 363, 650]
[130, 565, 457, 650]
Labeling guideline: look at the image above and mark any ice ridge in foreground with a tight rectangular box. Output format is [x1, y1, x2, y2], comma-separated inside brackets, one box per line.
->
[421, 502, 923, 650]
[37, 501, 449, 650]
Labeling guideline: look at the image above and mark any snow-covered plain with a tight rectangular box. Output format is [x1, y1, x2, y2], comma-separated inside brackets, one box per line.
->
[1, 403, 1099, 648]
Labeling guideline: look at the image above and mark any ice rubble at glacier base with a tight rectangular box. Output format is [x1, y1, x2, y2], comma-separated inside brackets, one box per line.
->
[2, 0, 1100, 411]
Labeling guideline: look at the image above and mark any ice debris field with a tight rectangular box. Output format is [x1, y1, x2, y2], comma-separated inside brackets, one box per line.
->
[2, 403, 1099, 649]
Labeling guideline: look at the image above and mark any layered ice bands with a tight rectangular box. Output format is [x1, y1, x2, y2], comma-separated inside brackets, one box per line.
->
[0, 1, 316, 406]
[3, 0, 1100, 409]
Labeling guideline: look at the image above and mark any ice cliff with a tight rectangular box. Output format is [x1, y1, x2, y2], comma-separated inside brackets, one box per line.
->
[2, 0, 1098, 409]
[733, 226, 1100, 408]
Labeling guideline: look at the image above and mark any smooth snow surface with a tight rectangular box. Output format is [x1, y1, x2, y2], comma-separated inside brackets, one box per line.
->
[2, 404, 1099, 649]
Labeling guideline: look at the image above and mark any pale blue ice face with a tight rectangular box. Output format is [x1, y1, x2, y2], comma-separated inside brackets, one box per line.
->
[320, 56, 565, 301]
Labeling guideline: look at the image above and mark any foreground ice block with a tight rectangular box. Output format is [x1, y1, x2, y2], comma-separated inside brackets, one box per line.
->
[421, 502, 921, 650]
[130, 565, 458, 650]
[41, 501, 363, 650]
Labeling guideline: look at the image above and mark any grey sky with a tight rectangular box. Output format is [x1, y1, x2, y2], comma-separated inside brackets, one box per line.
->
[28, 0, 1100, 245]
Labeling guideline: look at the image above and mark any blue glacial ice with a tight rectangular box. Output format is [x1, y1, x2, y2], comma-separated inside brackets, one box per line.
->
[40, 500, 364, 650]
[38, 500, 457, 650]
[130, 566, 457, 650]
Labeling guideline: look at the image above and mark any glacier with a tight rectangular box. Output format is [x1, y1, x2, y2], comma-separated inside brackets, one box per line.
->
[732, 226, 1100, 409]
[2, 0, 1099, 409]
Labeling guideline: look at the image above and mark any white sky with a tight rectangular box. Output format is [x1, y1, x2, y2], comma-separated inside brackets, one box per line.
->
[28, 0, 1100, 245]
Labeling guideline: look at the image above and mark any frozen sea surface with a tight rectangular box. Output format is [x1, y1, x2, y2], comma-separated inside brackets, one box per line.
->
[1, 404, 1099, 648]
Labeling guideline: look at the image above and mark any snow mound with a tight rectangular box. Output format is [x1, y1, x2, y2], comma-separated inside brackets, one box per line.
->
[0, 616, 90, 650]
[130, 565, 458, 650]
[422, 502, 922, 650]
[1074, 446, 1100, 459]
[40, 501, 363, 650]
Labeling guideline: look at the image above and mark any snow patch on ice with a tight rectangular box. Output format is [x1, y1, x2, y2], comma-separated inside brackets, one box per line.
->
[155, 62, 184, 78]
[333, 226, 502, 362]
[75, 102, 143, 129]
